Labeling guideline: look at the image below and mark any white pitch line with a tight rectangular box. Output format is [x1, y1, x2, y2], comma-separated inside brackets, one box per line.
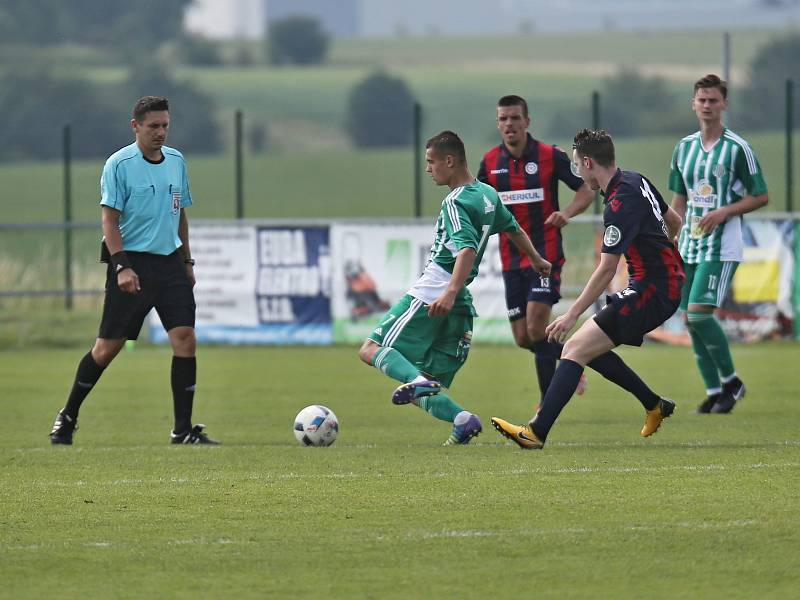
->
[11, 461, 799, 489]
[374, 519, 766, 542]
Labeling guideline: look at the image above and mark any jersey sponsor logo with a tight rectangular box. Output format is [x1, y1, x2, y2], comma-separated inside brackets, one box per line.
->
[691, 179, 717, 209]
[689, 215, 704, 239]
[483, 195, 495, 213]
[603, 225, 622, 247]
[498, 188, 544, 205]
[507, 306, 522, 318]
[525, 161, 538, 175]
[490, 168, 509, 174]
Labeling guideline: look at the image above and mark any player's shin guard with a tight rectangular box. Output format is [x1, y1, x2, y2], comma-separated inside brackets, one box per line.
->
[63, 350, 106, 419]
[530, 359, 583, 441]
[171, 356, 196, 434]
[417, 392, 464, 422]
[372, 346, 420, 383]
[587, 351, 660, 410]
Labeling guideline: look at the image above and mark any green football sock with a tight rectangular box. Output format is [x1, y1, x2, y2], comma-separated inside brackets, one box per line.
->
[372, 346, 420, 384]
[687, 311, 736, 381]
[417, 392, 464, 423]
[687, 326, 722, 393]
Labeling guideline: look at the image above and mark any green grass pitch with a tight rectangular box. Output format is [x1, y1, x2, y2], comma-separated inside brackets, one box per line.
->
[1, 342, 798, 598]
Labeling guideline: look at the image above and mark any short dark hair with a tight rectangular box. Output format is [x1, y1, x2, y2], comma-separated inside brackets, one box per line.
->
[426, 130, 466, 165]
[693, 74, 727, 99]
[132, 96, 169, 122]
[573, 128, 615, 167]
[497, 95, 528, 118]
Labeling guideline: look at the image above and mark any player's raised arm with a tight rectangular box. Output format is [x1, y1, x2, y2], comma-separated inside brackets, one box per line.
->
[546, 252, 620, 343]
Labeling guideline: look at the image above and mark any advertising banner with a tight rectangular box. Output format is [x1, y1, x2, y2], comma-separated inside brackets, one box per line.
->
[612, 218, 796, 344]
[149, 217, 795, 346]
[150, 224, 332, 344]
[329, 222, 513, 344]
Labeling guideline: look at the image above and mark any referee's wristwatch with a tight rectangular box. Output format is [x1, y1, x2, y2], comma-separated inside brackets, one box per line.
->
[184, 258, 196, 266]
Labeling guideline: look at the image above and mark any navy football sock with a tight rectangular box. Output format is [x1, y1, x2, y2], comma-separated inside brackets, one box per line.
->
[531, 340, 563, 399]
[531, 359, 583, 441]
[587, 351, 661, 410]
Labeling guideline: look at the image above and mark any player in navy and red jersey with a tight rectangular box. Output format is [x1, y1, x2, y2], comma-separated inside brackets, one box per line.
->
[492, 129, 685, 449]
[477, 95, 594, 407]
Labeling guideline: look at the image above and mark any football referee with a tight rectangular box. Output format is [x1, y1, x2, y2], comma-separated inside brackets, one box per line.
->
[49, 96, 218, 445]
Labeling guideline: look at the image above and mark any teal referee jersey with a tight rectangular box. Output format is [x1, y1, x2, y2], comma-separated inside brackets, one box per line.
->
[100, 142, 193, 255]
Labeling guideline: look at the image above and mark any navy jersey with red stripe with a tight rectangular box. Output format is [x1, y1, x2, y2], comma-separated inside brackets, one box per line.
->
[601, 169, 685, 300]
[477, 133, 584, 271]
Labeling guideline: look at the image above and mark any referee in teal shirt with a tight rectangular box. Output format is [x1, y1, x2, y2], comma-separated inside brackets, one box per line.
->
[50, 96, 218, 445]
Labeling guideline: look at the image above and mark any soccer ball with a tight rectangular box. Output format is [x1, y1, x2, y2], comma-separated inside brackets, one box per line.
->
[293, 405, 339, 447]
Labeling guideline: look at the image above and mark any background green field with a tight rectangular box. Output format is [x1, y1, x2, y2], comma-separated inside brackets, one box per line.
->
[1, 343, 798, 599]
[2, 27, 796, 227]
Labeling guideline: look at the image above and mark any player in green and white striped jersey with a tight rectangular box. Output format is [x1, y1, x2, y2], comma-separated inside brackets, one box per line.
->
[358, 130, 550, 445]
[669, 74, 769, 414]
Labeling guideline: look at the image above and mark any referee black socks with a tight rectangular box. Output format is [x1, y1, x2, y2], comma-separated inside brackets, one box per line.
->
[171, 356, 196, 434]
[63, 350, 106, 419]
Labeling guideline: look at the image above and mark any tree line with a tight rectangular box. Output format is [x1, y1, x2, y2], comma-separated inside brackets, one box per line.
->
[0, 1, 797, 159]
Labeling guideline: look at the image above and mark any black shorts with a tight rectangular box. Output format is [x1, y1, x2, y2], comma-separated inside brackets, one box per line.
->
[503, 263, 563, 320]
[98, 251, 195, 340]
[593, 281, 679, 347]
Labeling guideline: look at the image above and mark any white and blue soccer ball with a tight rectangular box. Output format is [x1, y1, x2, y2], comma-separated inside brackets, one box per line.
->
[293, 405, 339, 447]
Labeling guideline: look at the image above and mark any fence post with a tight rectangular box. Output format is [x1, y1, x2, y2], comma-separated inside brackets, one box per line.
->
[723, 31, 731, 126]
[235, 109, 244, 219]
[63, 125, 73, 310]
[787, 78, 794, 213]
[413, 102, 423, 218]
[591, 91, 601, 214]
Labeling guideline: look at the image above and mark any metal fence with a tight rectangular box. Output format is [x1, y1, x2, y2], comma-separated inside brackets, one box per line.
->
[0, 82, 796, 307]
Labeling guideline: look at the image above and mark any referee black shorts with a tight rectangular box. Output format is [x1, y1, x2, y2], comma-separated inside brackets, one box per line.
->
[98, 251, 195, 341]
[593, 280, 679, 347]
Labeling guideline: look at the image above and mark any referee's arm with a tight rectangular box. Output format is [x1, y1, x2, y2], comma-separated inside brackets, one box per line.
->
[102, 206, 140, 294]
[178, 208, 195, 287]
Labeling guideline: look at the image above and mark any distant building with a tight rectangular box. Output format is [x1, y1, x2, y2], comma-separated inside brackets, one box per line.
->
[266, 0, 359, 37]
[185, 0, 264, 39]
[185, 0, 799, 39]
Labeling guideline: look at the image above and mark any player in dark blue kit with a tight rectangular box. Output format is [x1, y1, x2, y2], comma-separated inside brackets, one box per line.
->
[492, 129, 685, 449]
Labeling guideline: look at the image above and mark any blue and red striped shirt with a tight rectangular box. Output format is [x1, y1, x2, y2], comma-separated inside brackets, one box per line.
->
[478, 134, 584, 271]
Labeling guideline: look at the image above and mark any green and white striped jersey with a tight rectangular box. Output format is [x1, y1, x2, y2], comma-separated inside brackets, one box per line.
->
[668, 128, 767, 264]
[408, 180, 519, 312]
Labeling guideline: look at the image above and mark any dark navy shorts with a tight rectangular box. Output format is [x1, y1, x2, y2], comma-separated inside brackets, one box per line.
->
[98, 251, 195, 340]
[593, 280, 679, 347]
[503, 264, 563, 321]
